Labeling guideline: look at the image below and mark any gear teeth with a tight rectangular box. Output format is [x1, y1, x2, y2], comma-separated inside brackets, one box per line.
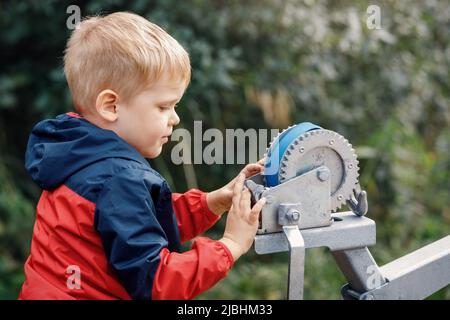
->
[278, 128, 360, 212]
[268, 131, 281, 148]
[267, 125, 296, 150]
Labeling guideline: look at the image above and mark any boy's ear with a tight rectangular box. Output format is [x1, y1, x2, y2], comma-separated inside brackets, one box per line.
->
[95, 89, 119, 122]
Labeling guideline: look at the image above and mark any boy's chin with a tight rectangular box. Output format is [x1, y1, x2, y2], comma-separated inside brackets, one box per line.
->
[142, 146, 163, 159]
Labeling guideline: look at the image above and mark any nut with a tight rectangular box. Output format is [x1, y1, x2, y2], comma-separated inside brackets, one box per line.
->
[287, 210, 300, 222]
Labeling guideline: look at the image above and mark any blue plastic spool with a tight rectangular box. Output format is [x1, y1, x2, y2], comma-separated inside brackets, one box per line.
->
[264, 122, 321, 187]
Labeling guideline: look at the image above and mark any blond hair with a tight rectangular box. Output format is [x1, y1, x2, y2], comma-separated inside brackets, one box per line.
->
[64, 12, 191, 113]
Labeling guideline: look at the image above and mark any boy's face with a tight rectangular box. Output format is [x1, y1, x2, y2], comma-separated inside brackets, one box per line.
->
[115, 72, 185, 158]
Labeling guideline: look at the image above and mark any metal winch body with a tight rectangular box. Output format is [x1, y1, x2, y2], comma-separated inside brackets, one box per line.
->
[248, 166, 333, 233]
[247, 122, 450, 300]
[246, 123, 366, 235]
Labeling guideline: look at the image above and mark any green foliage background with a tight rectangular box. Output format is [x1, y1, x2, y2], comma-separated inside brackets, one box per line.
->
[0, 0, 449, 299]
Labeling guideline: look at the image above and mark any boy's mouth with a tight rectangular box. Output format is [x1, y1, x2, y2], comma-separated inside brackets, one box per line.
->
[161, 133, 172, 142]
[161, 131, 172, 143]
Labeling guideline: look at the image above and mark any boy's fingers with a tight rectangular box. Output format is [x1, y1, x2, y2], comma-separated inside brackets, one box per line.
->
[228, 204, 234, 215]
[232, 173, 245, 209]
[240, 163, 264, 177]
[249, 197, 266, 223]
[240, 188, 251, 213]
[248, 209, 261, 224]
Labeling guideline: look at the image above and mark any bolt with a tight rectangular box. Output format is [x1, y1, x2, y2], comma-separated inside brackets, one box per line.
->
[348, 163, 353, 169]
[317, 168, 330, 182]
[300, 147, 305, 153]
[265, 196, 274, 204]
[329, 139, 335, 145]
[337, 195, 343, 201]
[287, 210, 300, 222]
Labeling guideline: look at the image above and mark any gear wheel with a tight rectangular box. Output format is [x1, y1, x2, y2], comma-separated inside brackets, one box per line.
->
[265, 124, 359, 212]
[277, 129, 360, 212]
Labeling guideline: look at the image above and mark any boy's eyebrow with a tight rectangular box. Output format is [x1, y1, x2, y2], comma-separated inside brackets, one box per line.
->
[158, 98, 181, 105]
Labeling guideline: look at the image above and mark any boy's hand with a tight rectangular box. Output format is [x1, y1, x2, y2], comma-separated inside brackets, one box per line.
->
[206, 159, 265, 216]
[219, 173, 266, 261]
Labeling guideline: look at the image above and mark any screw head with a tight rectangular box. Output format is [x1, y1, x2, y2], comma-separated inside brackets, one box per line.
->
[329, 140, 335, 145]
[317, 168, 330, 181]
[348, 163, 353, 169]
[300, 147, 305, 153]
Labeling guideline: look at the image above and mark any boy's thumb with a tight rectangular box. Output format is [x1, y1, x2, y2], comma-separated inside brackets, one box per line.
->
[250, 197, 266, 220]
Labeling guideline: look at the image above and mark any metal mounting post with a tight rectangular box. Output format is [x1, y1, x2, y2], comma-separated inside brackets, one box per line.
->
[278, 203, 306, 300]
[282, 225, 305, 300]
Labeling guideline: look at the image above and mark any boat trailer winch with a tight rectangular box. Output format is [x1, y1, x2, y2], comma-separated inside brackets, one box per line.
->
[245, 123, 450, 300]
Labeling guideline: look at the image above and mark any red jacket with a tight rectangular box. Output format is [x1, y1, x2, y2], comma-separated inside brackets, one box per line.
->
[19, 113, 233, 300]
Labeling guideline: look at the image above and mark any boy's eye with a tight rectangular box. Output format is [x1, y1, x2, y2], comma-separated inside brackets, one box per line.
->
[158, 104, 177, 110]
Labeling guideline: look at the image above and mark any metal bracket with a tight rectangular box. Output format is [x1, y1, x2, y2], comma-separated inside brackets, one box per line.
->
[256, 166, 332, 234]
[255, 211, 376, 254]
[277, 202, 305, 300]
[255, 212, 377, 300]
[282, 226, 305, 300]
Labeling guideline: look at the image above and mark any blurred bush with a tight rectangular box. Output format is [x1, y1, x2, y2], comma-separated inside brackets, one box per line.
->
[0, 0, 449, 299]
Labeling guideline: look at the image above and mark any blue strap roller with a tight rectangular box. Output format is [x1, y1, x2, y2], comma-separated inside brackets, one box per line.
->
[264, 122, 321, 187]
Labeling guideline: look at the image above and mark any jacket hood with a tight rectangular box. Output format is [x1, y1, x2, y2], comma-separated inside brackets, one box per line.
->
[25, 112, 148, 190]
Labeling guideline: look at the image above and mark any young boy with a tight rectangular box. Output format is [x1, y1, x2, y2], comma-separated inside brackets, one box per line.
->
[19, 12, 266, 300]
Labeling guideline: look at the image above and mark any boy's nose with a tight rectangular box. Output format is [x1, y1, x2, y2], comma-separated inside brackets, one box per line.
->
[170, 110, 180, 126]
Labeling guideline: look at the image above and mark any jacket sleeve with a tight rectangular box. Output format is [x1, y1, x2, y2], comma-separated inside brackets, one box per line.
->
[172, 190, 221, 243]
[152, 236, 234, 300]
[95, 168, 233, 300]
